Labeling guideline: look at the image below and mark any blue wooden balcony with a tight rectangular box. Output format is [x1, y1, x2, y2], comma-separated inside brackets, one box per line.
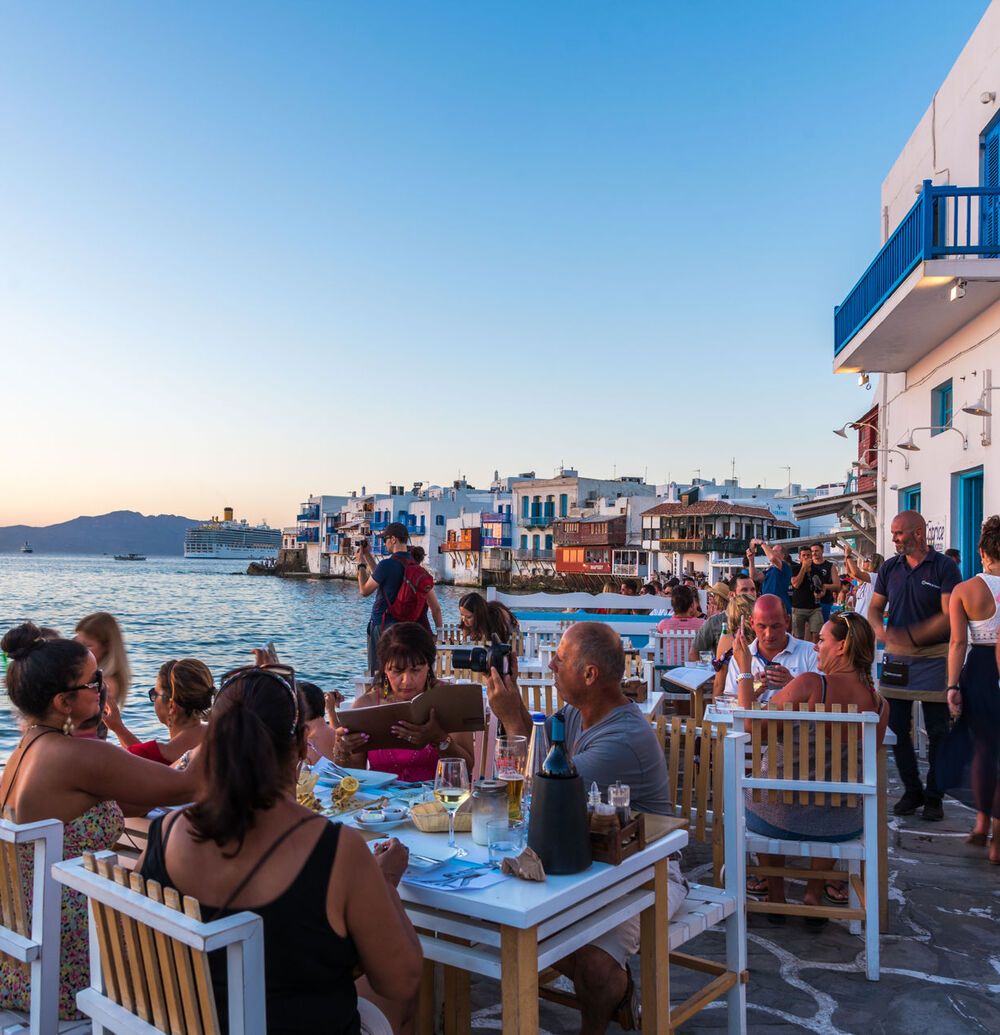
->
[297, 505, 320, 522]
[834, 180, 1000, 372]
[296, 527, 320, 544]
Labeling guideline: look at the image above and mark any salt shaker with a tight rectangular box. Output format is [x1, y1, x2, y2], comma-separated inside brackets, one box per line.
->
[471, 778, 507, 846]
[608, 782, 631, 825]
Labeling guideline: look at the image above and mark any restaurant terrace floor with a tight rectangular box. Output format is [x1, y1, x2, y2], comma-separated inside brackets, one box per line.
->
[465, 774, 999, 1033]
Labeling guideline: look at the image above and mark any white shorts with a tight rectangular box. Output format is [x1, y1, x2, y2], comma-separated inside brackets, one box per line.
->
[588, 858, 688, 969]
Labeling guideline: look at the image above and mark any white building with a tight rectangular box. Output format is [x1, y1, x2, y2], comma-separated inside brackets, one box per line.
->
[511, 470, 657, 578]
[832, 3, 1000, 575]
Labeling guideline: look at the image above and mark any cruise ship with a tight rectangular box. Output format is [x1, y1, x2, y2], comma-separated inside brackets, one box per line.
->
[184, 507, 281, 560]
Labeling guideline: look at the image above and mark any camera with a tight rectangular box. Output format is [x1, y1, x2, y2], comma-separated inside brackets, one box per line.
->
[355, 538, 369, 552]
[452, 634, 512, 676]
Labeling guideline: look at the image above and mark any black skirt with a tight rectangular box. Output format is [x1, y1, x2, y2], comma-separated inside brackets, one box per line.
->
[960, 645, 1000, 726]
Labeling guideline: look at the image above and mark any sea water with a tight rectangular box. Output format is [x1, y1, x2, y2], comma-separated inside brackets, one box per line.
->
[0, 554, 467, 762]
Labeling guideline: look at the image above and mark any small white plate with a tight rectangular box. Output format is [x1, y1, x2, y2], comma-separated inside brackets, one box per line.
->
[354, 811, 411, 832]
[403, 847, 459, 870]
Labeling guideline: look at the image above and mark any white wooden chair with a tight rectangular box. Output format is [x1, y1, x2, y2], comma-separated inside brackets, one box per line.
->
[0, 817, 90, 1035]
[665, 731, 748, 1032]
[518, 679, 562, 716]
[730, 705, 881, 980]
[654, 716, 728, 885]
[53, 850, 267, 1034]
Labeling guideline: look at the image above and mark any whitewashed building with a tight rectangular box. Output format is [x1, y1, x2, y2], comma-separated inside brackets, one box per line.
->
[833, 3, 1000, 575]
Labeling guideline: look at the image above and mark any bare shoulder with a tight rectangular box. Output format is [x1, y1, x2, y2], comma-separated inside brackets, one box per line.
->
[352, 689, 380, 709]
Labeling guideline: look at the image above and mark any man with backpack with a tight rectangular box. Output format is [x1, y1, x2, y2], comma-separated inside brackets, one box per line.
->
[356, 521, 435, 674]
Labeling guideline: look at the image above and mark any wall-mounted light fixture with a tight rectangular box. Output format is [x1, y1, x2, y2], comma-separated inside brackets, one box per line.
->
[896, 426, 968, 451]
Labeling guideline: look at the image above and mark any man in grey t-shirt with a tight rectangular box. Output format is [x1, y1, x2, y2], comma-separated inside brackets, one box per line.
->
[487, 622, 685, 1033]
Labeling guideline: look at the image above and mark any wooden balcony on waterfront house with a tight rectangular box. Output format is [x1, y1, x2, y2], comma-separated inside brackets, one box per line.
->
[553, 514, 627, 547]
[440, 528, 481, 553]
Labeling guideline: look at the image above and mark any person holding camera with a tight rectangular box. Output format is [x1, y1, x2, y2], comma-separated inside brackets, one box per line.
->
[356, 522, 433, 676]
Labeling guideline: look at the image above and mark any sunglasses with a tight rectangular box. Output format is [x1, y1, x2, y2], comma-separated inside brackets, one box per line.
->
[68, 668, 103, 694]
[219, 664, 299, 734]
[147, 686, 164, 703]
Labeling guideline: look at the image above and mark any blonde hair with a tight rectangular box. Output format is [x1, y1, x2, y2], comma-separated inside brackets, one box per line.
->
[725, 594, 755, 637]
[75, 612, 131, 706]
[829, 611, 881, 700]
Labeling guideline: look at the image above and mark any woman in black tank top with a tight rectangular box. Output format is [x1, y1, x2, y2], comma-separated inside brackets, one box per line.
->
[137, 665, 422, 1034]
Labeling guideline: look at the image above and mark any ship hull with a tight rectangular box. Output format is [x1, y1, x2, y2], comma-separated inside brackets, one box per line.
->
[184, 544, 279, 560]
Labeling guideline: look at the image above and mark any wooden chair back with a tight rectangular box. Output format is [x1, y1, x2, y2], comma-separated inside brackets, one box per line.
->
[0, 815, 63, 1035]
[519, 680, 562, 716]
[741, 702, 870, 808]
[654, 716, 726, 883]
[53, 851, 266, 1035]
[647, 630, 698, 669]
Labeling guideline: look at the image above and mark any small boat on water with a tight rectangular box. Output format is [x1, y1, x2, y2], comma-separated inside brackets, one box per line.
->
[20, 541, 33, 553]
[114, 553, 146, 561]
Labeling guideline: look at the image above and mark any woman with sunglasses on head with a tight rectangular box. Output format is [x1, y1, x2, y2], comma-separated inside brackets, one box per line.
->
[333, 622, 475, 780]
[0, 622, 200, 1021]
[137, 663, 421, 1035]
[732, 611, 888, 918]
[103, 658, 214, 765]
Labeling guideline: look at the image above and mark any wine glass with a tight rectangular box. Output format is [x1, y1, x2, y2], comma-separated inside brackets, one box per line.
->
[433, 757, 470, 856]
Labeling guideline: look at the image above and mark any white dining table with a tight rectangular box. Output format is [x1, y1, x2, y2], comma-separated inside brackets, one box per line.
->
[380, 822, 688, 1034]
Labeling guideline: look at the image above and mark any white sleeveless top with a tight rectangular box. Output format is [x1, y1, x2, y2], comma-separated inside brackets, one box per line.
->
[968, 572, 1000, 645]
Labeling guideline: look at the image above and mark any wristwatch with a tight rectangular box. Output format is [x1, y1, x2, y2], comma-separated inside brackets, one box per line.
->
[735, 672, 754, 682]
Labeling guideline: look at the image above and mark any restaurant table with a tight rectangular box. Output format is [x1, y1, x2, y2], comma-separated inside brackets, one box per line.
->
[659, 665, 715, 720]
[701, 703, 895, 932]
[374, 818, 688, 1035]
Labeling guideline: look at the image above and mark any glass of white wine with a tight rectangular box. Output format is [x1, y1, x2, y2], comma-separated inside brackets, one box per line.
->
[433, 757, 470, 856]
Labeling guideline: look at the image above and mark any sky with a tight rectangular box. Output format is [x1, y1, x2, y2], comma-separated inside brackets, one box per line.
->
[0, 0, 991, 527]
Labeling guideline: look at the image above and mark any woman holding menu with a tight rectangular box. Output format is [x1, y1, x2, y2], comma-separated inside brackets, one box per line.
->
[333, 623, 476, 780]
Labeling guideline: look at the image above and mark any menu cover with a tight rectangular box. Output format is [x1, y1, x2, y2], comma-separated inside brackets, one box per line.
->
[336, 681, 485, 750]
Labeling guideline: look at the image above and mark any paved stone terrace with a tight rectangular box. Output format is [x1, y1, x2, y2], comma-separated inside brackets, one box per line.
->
[465, 778, 1000, 1033]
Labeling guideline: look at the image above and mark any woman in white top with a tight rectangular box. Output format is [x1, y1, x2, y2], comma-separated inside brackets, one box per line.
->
[947, 516, 1000, 864]
[841, 544, 883, 620]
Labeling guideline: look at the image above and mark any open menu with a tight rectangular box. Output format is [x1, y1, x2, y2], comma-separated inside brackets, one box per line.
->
[335, 681, 485, 751]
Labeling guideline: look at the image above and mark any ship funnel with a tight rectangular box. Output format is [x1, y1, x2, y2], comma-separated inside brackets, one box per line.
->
[223, 506, 234, 522]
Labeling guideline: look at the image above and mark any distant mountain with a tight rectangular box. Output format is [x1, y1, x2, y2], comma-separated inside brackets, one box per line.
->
[0, 511, 205, 556]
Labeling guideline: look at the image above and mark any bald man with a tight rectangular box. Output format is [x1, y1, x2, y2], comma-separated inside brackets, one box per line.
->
[487, 622, 682, 1033]
[724, 593, 819, 702]
[868, 510, 961, 821]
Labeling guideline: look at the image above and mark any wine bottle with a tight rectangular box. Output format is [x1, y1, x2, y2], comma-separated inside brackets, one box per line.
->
[541, 711, 576, 779]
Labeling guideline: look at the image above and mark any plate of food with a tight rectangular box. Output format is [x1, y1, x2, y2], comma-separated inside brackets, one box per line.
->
[312, 759, 398, 789]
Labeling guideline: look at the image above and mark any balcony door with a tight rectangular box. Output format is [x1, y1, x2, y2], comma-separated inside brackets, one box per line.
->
[981, 115, 1000, 253]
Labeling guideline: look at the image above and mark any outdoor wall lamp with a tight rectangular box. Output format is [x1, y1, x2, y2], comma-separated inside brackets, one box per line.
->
[854, 447, 909, 471]
[950, 279, 967, 302]
[896, 426, 968, 451]
[832, 417, 879, 438]
[961, 386, 1000, 417]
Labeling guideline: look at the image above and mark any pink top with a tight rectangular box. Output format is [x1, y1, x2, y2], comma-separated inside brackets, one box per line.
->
[656, 616, 706, 634]
[367, 744, 439, 782]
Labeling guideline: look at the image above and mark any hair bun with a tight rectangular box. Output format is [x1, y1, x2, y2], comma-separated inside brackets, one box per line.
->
[983, 515, 1000, 533]
[1, 622, 45, 661]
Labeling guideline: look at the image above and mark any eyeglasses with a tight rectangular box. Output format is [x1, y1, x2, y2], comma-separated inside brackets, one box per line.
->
[68, 669, 103, 694]
[219, 664, 299, 734]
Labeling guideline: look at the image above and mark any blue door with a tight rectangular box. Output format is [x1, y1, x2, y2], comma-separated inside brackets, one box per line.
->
[981, 117, 1000, 253]
[958, 468, 984, 580]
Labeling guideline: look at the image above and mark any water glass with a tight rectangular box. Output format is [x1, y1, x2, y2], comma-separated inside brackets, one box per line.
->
[699, 651, 713, 668]
[487, 819, 525, 867]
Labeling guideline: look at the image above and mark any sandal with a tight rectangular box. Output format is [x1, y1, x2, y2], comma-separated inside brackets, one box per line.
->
[966, 831, 989, 846]
[746, 876, 769, 899]
[823, 881, 849, 906]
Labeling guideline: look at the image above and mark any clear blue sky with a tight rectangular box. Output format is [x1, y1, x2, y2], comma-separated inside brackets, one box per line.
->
[0, 1, 990, 525]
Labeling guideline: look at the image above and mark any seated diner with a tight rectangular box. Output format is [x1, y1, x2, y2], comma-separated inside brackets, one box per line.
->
[104, 657, 213, 764]
[136, 663, 422, 1034]
[333, 622, 475, 780]
[731, 611, 888, 915]
[0, 622, 200, 1020]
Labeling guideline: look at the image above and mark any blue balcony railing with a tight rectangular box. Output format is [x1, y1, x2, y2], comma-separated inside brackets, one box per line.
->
[480, 512, 510, 524]
[297, 506, 320, 522]
[297, 528, 320, 544]
[526, 514, 554, 527]
[370, 518, 389, 532]
[835, 180, 1000, 355]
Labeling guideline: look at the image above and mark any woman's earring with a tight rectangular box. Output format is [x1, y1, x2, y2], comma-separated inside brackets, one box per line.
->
[62, 714, 75, 736]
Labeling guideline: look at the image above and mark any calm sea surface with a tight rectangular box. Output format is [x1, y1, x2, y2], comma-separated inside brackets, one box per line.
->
[0, 554, 468, 763]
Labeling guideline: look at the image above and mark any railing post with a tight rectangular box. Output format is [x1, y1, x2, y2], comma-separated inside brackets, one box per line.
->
[920, 178, 935, 258]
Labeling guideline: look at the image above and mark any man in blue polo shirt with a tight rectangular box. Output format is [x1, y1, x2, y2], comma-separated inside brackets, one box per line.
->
[868, 510, 961, 821]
